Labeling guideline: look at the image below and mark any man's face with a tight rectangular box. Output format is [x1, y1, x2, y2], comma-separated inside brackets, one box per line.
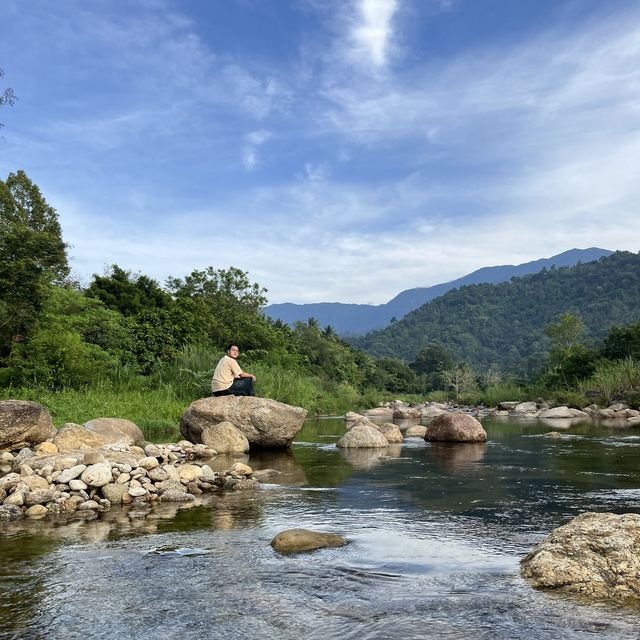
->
[228, 346, 240, 359]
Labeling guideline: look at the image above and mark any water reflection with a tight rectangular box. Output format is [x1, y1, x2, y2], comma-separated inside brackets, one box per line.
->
[339, 444, 402, 470]
[427, 442, 487, 471]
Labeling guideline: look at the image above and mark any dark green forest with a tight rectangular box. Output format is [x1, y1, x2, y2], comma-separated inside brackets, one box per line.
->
[353, 251, 640, 378]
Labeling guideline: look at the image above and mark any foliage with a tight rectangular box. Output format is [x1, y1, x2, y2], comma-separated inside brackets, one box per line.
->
[0, 170, 69, 363]
[410, 343, 453, 390]
[85, 265, 172, 316]
[602, 321, 640, 361]
[441, 362, 477, 399]
[579, 357, 640, 405]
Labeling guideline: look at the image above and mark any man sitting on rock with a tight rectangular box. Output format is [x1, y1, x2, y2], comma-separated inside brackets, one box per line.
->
[211, 342, 256, 397]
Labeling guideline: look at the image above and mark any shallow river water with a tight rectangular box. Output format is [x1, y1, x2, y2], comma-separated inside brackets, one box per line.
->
[2, 417, 640, 639]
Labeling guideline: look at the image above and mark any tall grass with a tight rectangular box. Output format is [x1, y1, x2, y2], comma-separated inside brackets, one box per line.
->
[0, 385, 186, 441]
[579, 357, 640, 405]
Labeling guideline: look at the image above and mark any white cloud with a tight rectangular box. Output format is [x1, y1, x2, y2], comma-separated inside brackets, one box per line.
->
[350, 0, 398, 68]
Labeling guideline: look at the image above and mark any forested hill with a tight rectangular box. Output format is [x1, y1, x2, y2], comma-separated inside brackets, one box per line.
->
[351, 251, 640, 377]
[265, 247, 611, 335]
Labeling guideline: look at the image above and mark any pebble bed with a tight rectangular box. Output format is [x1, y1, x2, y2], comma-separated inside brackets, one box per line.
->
[0, 440, 258, 523]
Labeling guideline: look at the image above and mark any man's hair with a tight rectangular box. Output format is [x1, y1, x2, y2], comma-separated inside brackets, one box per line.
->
[226, 342, 239, 352]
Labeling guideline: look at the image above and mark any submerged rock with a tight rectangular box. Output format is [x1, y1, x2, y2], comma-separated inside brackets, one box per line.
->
[521, 512, 640, 600]
[270, 528, 347, 554]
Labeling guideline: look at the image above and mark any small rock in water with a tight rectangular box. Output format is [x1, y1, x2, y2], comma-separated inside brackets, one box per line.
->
[270, 528, 347, 554]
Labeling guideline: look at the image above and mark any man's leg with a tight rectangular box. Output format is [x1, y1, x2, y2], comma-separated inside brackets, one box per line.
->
[227, 377, 254, 396]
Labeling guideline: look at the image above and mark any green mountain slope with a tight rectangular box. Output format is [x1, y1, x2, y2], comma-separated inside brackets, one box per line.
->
[352, 251, 640, 377]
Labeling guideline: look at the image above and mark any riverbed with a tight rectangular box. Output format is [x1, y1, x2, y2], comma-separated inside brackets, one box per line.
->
[2, 417, 640, 639]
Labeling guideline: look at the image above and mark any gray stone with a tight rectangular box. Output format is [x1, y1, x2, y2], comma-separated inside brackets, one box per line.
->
[270, 528, 347, 554]
[377, 423, 403, 444]
[138, 456, 159, 470]
[58, 465, 87, 484]
[0, 504, 24, 521]
[538, 406, 575, 419]
[513, 401, 538, 414]
[361, 407, 394, 420]
[337, 425, 389, 449]
[160, 490, 195, 502]
[83, 418, 145, 446]
[0, 472, 21, 491]
[0, 400, 54, 450]
[53, 423, 107, 451]
[24, 490, 56, 506]
[81, 462, 112, 488]
[522, 512, 640, 599]
[83, 451, 106, 465]
[69, 479, 88, 491]
[22, 476, 50, 492]
[128, 486, 147, 497]
[180, 396, 307, 449]
[101, 483, 128, 504]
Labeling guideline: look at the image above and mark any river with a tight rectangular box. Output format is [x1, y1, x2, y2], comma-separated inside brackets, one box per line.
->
[2, 417, 640, 639]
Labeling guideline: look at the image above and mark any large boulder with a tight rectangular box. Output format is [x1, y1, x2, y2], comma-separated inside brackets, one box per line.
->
[336, 425, 389, 448]
[83, 418, 145, 446]
[270, 529, 347, 554]
[0, 400, 54, 450]
[424, 413, 487, 443]
[521, 512, 640, 599]
[180, 396, 307, 449]
[538, 406, 574, 419]
[200, 421, 249, 454]
[53, 423, 107, 451]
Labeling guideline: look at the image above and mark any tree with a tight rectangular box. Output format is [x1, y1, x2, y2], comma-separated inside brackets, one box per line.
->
[85, 265, 171, 316]
[442, 363, 476, 399]
[0, 170, 69, 361]
[602, 321, 640, 361]
[544, 312, 584, 352]
[167, 266, 274, 350]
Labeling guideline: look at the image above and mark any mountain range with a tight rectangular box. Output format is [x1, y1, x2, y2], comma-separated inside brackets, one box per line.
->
[351, 250, 640, 376]
[265, 247, 613, 335]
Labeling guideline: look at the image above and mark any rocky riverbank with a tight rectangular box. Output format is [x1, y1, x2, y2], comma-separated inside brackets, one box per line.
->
[0, 398, 269, 524]
[356, 399, 640, 425]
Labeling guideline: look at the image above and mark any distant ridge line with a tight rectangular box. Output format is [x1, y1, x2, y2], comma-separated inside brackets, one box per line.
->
[265, 247, 613, 336]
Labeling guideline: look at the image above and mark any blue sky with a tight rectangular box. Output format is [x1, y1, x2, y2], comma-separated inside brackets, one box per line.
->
[1, 0, 639, 304]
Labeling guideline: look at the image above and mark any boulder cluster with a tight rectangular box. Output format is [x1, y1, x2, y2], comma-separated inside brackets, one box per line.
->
[340, 402, 487, 447]
[493, 401, 640, 423]
[0, 400, 259, 524]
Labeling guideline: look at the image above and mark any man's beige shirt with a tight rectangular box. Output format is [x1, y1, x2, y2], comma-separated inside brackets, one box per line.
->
[211, 355, 243, 392]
